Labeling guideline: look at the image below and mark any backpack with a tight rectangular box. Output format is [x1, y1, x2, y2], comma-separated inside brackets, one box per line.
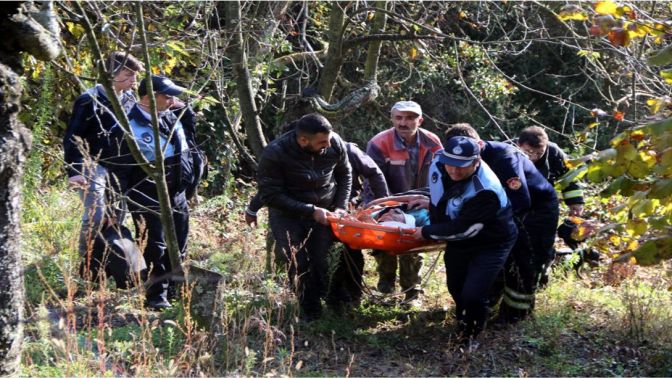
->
[79, 224, 146, 289]
[174, 106, 208, 199]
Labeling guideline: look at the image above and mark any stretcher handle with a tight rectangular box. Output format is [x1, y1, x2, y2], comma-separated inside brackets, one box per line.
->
[365, 194, 429, 209]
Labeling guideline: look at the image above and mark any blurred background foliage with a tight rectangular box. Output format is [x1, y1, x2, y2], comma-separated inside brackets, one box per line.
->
[18, 0, 672, 262]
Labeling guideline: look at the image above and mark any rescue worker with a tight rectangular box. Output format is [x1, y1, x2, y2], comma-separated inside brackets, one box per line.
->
[106, 75, 193, 310]
[366, 101, 442, 306]
[64, 52, 143, 257]
[410, 136, 517, 340]
[246, 137, 389, 306]
[515, 126, 593, 276]
[444, 124, 559, 323]
[516, 126, 584, 216]
[257, 113, 352, 321]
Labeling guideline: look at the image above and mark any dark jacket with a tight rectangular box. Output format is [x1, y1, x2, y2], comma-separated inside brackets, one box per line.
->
[257, 130, 352, 217]
[173, 106, 207, 199]
[63, 85, 135, 177]
[367, 128, 442, 194]
[481, 141, 558, 217]
[106, 104, 194, 197]
[535, 141, 585, 206]
[249, 141, 387, 214]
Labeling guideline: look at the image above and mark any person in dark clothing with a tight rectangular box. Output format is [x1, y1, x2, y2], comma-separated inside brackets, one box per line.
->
[257, 113, 353, 320]
[516, 126, 585, 216]
[63, 51, 143, 257]
[410, 136, 517, 340]
[172, 104, 207, 201]
[246, 140, 388, 306]
[444, 124, 559, 323]
[106, 75, 193, 310]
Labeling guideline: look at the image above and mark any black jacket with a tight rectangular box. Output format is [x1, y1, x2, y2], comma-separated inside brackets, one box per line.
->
[535, 141, 585, 206]
[63, 85, 135, 177]
[248, 142, 388, 213]
[257, 130, 352, 217]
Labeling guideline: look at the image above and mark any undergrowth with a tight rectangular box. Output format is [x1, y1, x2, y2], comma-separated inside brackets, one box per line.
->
[19, 184, 672, 376]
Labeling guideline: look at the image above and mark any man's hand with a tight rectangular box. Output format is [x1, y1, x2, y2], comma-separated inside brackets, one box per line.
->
[68, 175, 87, 190]
[333, 208, 348, 218]
[244, 212, 258, 228]
[407, 197, 430, 210]
[312, 207, 331, 225]
[568, 204, 584, 217]
[411, 227, 425, 240]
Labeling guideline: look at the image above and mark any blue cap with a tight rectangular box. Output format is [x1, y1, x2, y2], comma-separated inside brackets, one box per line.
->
[138, 75, 185, 97]
[437, 136, 480, 167]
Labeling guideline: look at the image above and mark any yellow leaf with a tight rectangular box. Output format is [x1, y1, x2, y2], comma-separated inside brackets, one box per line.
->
[626, 240, 639, 251]
[409, 47, 418, 60]
[151, 66, 161, 75]
[459, 11, 468, 19]
[647, 98, 663, 114]
[588, 122, 600, 129]
[609, 234, 621, 245]
[661, 69, 672, 84]
[558, 4, 588, 21]
[626, 218, 647, 236]
[594, 1, 619, 15]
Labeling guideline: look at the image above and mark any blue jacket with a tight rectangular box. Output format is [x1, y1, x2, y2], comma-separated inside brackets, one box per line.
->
[422, 159, 517, 252]
[106, 104, 194, 197]
[63, 85, 135, 177]
[481, 141, 558, 217]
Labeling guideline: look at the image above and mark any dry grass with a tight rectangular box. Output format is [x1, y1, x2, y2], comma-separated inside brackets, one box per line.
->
[20, 188, 672, 376]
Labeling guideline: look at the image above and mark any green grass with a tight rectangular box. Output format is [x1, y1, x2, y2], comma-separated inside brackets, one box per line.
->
[19, 185, 672, 376]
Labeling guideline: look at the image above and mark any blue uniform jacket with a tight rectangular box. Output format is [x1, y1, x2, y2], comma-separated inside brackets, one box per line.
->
[106, 104, 194, 197]
[422, 158, 517, 252]
[481, 141, 558, 217]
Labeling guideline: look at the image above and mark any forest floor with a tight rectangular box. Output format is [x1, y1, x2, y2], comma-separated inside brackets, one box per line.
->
[20, 188, 672, 376]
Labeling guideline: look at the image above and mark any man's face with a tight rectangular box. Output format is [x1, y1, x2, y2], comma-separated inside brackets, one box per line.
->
[518, 142, 547, 162]
[378, 208, 406, 223]
[443, 159, 480, 181]
[112, 68, 138, 92]
[391, 109, 423, 143]
[155, 93, 177, 112]
[298, 132, 331, 155]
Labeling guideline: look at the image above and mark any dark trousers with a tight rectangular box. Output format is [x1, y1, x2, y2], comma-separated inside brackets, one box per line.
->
[445, 243, 512, 338]
[333, 246, 364, 302]
[498, 204, 559, 321]
[129, 189, 189, 302]
[269, 209, 335, 315]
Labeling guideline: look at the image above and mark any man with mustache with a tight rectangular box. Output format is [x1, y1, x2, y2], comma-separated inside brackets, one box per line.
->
[257, 113, 352, 321]
[366, 101, 443, 306]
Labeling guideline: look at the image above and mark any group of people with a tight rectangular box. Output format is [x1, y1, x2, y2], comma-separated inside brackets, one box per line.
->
[64, 52, 203, 310]
[63, 52, 584, 338]
[249, 100, 584, 342]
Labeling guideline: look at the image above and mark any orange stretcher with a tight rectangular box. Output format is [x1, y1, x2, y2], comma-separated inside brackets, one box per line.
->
[327, 195, 444, 256]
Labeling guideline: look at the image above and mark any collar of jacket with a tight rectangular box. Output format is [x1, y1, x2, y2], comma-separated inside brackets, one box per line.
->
[284, 130, 331, 159]
[392, 128, 421, 150]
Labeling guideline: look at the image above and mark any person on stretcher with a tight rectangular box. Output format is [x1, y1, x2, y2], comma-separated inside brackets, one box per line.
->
[372, 204, 431, 229]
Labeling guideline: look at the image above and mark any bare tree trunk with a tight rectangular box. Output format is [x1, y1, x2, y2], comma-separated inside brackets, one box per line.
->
[0, 62, 30, 378]
[364, 1, 387, 81]
[0, 1, 60, 374]
[317, 2, 347, 101]
[226, 0, 267, 159]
